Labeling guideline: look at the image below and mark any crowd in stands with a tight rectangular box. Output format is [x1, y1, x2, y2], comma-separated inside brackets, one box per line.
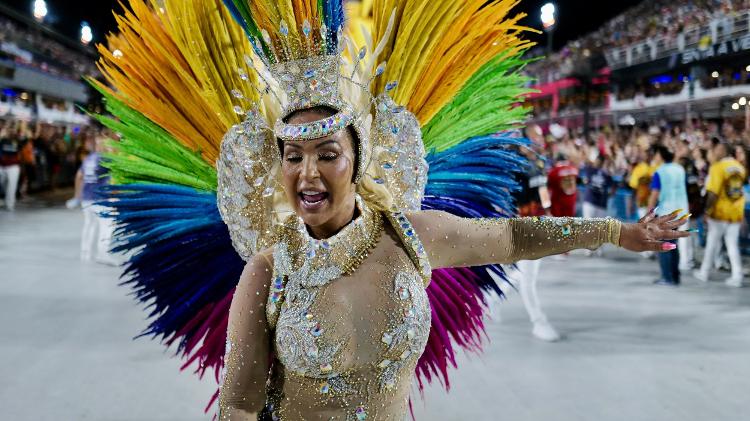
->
[538, 119, 748, 182]
[516, 117, 749, 286]
[0, 119, 105, 210]
[527, 88, 609, 120]
[528, 62, 750, 120]
[526, 118, 750, 266]
[526, 0, 750, 84]
[0, 15, 99, 80]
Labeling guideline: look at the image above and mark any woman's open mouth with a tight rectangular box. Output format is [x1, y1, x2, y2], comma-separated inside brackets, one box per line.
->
[299, 190, 329, 211]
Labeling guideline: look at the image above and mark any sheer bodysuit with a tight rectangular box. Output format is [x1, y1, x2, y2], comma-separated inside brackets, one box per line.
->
[219, 206, 621, 420]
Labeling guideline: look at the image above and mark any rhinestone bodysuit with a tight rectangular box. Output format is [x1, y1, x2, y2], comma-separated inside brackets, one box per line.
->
[265, 203, 430, 420]
[218, 205, 621, 420]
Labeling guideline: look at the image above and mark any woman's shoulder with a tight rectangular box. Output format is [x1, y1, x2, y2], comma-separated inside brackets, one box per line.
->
[241, 248, 275, 285]
[402, 209, 450, 233]
[254, 247, 274, 267]
[384, 210, 439, 284]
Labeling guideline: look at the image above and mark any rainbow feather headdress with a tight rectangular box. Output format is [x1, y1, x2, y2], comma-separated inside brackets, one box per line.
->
[93, 0, 537, 413]
[217, 0, 429, 258]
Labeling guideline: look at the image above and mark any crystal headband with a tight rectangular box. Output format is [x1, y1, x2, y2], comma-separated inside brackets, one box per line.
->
[273, 102, 369, 184]
[274, 104, 354, 141]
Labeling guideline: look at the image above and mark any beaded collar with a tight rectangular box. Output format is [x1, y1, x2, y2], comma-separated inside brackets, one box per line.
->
[278, 195, 384, 284]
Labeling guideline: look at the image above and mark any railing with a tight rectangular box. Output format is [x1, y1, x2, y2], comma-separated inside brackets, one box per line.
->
[609, 80, 750, 111]
[606, 10, 750, 70]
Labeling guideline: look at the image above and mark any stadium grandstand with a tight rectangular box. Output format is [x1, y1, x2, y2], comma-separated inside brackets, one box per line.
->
[0, 3, 96, 126]
[526, 0, 750, 130]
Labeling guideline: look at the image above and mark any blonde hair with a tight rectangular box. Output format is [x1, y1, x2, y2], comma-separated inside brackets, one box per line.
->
[357, 175, 393, 212]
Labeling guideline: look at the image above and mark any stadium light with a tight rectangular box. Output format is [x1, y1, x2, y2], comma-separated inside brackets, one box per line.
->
[711, 71, 719, 78]
[32, 0, 47, 22]
[541, 3, 556, 55]
[541, 3, 556, 29]
[113, 49, 124, 58]
[740, 97, 747, 106]
[746, 65, 750, 72]
[81, 21, 93, 45]
[732, 103, 740, 110]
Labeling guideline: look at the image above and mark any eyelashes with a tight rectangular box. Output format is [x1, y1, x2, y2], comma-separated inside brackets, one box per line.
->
[284, 153, 339, 163]
[319, 153, 338, 161]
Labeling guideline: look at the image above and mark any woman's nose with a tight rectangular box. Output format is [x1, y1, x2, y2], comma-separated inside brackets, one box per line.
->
[300, 156, 320, 180]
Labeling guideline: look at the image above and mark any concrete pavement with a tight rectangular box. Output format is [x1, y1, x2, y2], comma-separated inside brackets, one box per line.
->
[2, 202, 749, 421]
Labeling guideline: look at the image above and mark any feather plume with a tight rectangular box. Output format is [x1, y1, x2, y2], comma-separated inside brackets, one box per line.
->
[94, 0, 537, 416]
[95, 0, 257, 164]
[371, 0, 537, 125]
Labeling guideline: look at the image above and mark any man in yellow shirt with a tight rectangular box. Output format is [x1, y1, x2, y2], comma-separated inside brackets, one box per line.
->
[694, 143, 747, 287]
[629, 150, 656, 219]
[629, 149, 656, 258]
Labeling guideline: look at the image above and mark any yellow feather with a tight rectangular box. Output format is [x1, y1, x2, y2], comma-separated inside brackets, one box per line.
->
[412, 1, 534, 122]
[95, 0, 258, 164]
[371, 0, 403, 88]
[241, 0, 325, 60]
[390, 0, 461, 106]
[370, 0, 537, 125]
[345, 2, 373, 55]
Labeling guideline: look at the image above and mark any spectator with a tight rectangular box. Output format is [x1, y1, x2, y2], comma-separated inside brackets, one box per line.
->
[580, 154, 616, 256]
[694, 143, 747, 287]
[70, 135, 116, 265]
[547, 154, 579, 218]
[507, 145, 560, 342]
[581, 154, 615, 218]
[680, 154, 703, 269]
[629, 148, 657, 220]
[0, 123, 21, 210]
[648, 145, 688, 286]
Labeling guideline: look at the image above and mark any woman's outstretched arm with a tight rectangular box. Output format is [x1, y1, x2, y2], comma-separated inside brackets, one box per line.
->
[409, 210, 688, 269]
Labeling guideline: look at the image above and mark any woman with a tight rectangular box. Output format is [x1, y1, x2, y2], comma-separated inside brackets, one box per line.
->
[89, 1, 689, 419]
[217, 105, 687, 420]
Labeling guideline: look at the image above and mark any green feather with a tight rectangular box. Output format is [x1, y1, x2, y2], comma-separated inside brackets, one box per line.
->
[228, 0, 270, 56]
[421, 52, 536, 152]
[89, 84, 217, 191]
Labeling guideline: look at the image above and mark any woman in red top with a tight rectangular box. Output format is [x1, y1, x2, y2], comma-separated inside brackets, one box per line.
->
[548, 156, 580, 217]
[0, 123, 22, 211]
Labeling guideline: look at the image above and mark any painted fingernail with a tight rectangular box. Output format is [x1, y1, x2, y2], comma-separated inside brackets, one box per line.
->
[672, 208, 684, 215]
[687, 228, 700, 233]
[661, 243, 677, 251]
[680, 213, 692, 220]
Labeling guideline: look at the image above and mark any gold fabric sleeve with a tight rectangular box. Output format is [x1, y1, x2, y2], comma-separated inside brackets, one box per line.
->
[218, 253, 273, 420]
[408, 211, 622, 269]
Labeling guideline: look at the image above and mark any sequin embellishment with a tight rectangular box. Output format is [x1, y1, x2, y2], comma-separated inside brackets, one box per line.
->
[376, 271, 431, 392]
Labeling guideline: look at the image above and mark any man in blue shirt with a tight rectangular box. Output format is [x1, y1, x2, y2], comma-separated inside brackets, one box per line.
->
[582, 154, 614, 217]
[581, 154, 615, 256]
[648, 145, 688, 286]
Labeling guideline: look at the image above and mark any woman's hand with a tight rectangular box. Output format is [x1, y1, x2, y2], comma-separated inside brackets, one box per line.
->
[619, 209, 690, 252]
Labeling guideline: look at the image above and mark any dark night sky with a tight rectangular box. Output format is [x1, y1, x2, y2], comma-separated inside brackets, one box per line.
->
[518, 0, 643, 50]
[2, 0, 644, 52]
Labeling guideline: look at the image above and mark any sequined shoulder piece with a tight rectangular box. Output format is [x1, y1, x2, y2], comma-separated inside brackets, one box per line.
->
[266, 243, 290, 331]
[385, 211, 432, 286]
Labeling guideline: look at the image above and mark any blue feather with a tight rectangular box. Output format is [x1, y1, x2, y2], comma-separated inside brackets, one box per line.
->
[221, 1, 245, 28]
[322, 0, 345, 53]
[422, 132, 531, 296]
[100, 184, 244, 352]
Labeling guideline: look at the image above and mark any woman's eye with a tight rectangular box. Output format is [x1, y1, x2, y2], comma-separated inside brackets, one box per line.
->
[319, 153, 338, 161]
[285, 155, 302, 163]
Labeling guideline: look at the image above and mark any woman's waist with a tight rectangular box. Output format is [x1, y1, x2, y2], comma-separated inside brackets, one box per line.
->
[274, 370, 412, 419]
